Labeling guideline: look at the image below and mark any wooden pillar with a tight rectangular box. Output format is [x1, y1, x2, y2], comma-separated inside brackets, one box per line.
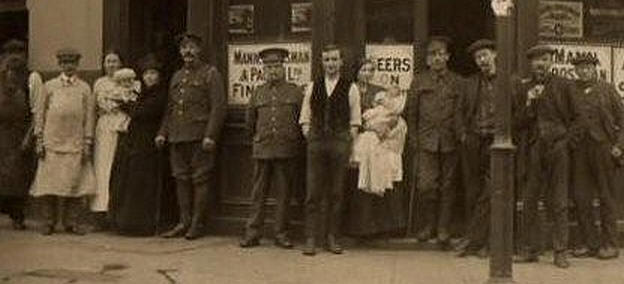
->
[488, 0, 516, 283]
[103, 0, 130, 54]
[515, 0, 538, 76]
[187, 0, 217, 65]
[413, 0, 429, 72]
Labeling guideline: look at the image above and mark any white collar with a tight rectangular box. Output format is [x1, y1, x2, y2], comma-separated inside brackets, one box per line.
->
[60, 73, 77, 85]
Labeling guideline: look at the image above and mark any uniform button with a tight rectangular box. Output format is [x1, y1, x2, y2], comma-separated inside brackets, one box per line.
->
[272, 107, 276, 111]
[180, 89, 185, 94]
[271, 117, 276, 122]
[178, 99, 184, 104]
[177, 111, 183, 116]
[272, 96, 277, 100]
[272, 128, 277, 132]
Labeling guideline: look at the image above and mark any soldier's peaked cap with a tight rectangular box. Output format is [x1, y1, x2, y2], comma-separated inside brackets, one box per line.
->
[259, 48, 289, 64]
[55, 48, 82, 61]
[176, 33, 202, 45]
[570, 54, 599, 66]
[526, 44, 554, 59]
[467, 39, 496, 54]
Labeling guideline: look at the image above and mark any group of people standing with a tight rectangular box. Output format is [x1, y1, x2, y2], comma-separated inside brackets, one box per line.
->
[0, 33, 622, 268]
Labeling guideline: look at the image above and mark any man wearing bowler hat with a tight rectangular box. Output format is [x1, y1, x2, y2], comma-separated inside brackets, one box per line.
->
[513, 44, 574, 268]
[568, 54, 623, 260]
[240, 48, 304, 249]
[456, 39, 497, 257]
[156, 33, 227, 240]
[406, 36, 463, 247]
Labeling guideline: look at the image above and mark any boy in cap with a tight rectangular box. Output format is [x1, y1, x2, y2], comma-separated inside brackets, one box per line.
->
[568, 54, 623, 260]
[240, 48, 304, 249]
[513, 44, 574, 268]
[406, 36, 464, 247]
[30, 48, 96, 235]
[457, 39, 496, 257]
[156, 33, 227, 240]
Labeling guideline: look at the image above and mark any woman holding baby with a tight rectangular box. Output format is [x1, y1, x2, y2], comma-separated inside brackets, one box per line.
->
[345, 58, 408, 240]
[91, 50, 128, 230]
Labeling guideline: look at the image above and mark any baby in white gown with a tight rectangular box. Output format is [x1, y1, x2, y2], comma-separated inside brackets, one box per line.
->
[104, 68, 140, 132]
[352, 87, 407, 196]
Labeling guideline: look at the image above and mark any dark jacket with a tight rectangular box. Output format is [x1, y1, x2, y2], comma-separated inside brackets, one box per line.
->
[407, 70, 464, 153]
[158, 61, 227, 143]
[247, 80, 304, 159]
[457, 73, 496, 137]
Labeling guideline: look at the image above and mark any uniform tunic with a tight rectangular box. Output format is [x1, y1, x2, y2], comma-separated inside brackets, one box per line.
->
[31, 75, 96, 197]
[244, 80, 304, 237]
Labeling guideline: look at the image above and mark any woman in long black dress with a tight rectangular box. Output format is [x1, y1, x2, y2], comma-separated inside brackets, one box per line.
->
[0, 55, 30, 230]
[345, 58, 407, 239]
[109, 54, 168, 235]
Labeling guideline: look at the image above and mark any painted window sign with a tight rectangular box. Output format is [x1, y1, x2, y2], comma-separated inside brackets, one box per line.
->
[539, 1, 583, 38]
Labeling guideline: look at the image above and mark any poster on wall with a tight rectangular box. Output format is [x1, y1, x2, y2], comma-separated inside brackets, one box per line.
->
[586, 1, 624, 40]
[539, 1, 583, 38]
[364, 44, 414, 92]
[291, 2, 312, 33]
[228, 42, 312, 105]
[611, 47, 624, 98]
[548, 43, 612, 82]
[228, 5, 254, 34]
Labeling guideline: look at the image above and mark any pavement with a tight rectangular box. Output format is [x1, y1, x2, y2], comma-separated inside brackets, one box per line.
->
[0, 217, 623, 284]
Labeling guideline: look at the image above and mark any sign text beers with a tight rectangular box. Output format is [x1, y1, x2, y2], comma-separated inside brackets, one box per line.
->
[228, 43, 312, 105]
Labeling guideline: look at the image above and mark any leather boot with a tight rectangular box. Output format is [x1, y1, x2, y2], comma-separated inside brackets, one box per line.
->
[185, 181, 209, 240]
[597, 247, 620, 260]
[162, 180, 192, 238]
[553, 251, 570, 268]
[62, 197, 86, 235]
[302, 237, 316, 256]
[326, 234, 343, 254]
[40, 196, 57, 235]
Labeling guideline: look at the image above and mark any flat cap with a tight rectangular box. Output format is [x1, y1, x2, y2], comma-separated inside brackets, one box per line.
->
[526, 44, 554, 59]
[467, 39, 496, 54]
[570, 54, 599, 66]
[427, 35, 452, 51]
[176, 33, 202, 46]
[56, 48, 81, 61]
[113, 68, 137, 81]
[259, 48, 289, 64]
[2, 39, 26, 53]
[138, 53, 163, 72]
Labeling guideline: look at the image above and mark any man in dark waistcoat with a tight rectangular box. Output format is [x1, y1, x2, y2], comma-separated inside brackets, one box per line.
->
[406, 36, 463, 246]
[513, 45, 574, 268]
[457, 39, 497, 257]
[239, 48, 304, 249]
[299, 44, 361, 256]
[156, 33, 227, 240]
[569, 55, 623, 260]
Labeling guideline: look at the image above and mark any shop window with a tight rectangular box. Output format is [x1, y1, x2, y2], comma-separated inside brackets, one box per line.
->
[366, 0, 413, 43]
[227, 0, 311, 42]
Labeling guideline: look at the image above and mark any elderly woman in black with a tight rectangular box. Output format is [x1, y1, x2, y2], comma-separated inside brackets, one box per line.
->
[109, 54, 168, 235]
[0, 54, 30, 230]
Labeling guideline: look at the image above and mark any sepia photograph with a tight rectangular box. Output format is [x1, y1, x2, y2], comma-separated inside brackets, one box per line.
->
[0, 0, 623, 283]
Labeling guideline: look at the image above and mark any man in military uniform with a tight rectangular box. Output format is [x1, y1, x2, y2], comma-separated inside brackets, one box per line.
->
[569, 55, 623, 260]
[513, 45, 574, 268]
[457, 39, 497, 257]
[156, 33, 227, 240]
[299, 44, 361, 256]
[407, 36, 463, 246]
[239, 48, 304, 249]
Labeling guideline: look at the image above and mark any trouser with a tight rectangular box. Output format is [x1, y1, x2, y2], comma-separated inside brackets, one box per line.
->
[571, 139, 619, 249]
[170, 142, 215, 230]
[40, 195, 83, 228]
[0, 196, 26, 223]
[416, 149, 458, 235]
[461, 134, 493, 250]
[519, 138, 569, 254]
[245, 158, 296, 238]
[305, 138, 351, 239]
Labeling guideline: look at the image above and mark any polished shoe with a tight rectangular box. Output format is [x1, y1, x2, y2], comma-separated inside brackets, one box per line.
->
[326, 235, 343, 254]
[416, 226, 433, 242]
[240, 237, 260, 248]
[476, 247, 489, 259]
[597, 247, 620, 260]
[161, 223, 188, 238]
[456, 249, 477, 258]
[572, 247, 598, 258]
[65, 226, 87, 236]
[274, 236, 294, 249]
[41, 225, 54, 236]
[553, 253, 570, 269]
[513, 253, 539, 263]
[302, 238, 316, 256]
[437, 229, 450, 244]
